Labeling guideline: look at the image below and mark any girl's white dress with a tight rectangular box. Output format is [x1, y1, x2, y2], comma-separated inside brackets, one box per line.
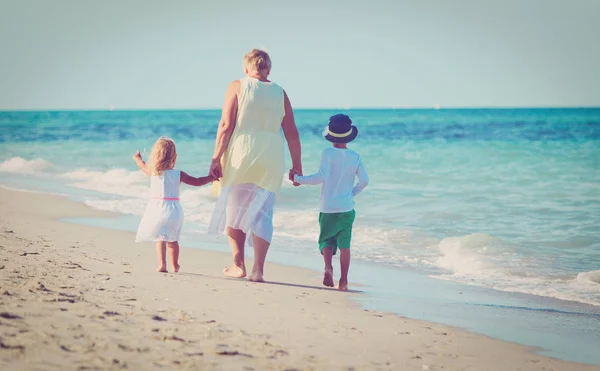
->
[135, 169, 184, 242]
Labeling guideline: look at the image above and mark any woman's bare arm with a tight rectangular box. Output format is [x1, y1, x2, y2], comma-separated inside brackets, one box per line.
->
[281, 90, 302, 178]
[210, 80, 240, 179]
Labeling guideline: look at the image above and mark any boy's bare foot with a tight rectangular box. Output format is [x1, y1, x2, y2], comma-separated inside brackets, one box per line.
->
[157, 266, 167, 273]
[323, 268, 334, 287]
[338, 279, 348, 291]
[223, 265, 246, 278]
[172, 264, 180, 273]
[248, 270, 264, 282]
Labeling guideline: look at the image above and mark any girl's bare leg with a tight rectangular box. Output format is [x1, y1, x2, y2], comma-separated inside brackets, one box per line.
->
[167, 241, 180, 272]
[322, 247, 334, 287]
[224, 227, 247, 278]
[156, 241, 167, 272]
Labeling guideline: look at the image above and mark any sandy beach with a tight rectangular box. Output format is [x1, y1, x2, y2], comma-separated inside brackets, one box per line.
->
[0, 187, 597, 371]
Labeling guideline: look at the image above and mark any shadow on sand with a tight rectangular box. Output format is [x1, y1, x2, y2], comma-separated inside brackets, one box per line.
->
[177, 271, 363, 294]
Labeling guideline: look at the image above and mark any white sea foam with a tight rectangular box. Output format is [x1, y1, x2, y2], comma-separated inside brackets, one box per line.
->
[430, 234, 600, 306]
[0, 157, 53, 174]
[62, 168, 149, 198]
[435, 271, 600, 307]
[435, 234, 497, 274]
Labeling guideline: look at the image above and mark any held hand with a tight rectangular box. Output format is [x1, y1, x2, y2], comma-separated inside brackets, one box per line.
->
[289, 168, 301, 187]
[209, 159, 223, 180]
[133, 150, 142, 161]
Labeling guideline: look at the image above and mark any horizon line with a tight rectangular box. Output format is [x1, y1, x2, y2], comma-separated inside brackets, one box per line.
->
[1, 105, 600, 112]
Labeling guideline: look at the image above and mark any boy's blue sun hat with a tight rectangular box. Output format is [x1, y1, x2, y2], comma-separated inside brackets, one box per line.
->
[322, 114, 358, 143]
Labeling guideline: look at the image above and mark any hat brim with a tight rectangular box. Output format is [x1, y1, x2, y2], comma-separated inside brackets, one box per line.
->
[323, 126, 358, 143]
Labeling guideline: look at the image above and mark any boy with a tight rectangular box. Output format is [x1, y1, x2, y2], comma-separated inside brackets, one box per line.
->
[290, 114, 368, 291]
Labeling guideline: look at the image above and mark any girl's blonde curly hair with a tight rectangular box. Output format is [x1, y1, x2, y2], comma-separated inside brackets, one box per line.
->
[149, 136, 177, 176]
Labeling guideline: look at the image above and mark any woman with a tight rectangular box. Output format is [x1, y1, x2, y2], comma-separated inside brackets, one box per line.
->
[208, 49, 302, 282]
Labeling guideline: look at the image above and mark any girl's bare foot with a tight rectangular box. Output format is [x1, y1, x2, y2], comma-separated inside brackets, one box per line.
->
[223, 265, 246, 278]
[172, 264, 180, 273]
[157, 266, 167, 273]
[338, 279, 348, 291]
[248, 269, 264, 282]
[323, 268, 334, 287]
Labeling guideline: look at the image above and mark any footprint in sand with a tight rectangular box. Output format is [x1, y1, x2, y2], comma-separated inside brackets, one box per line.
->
[0, 341, 25, 352]
[184, 352, 204, 357]
[65, 261, 84, 270]
[269, 349, 289, 359]
[60, 345, 73, 352]
[20, 252, 40, 256]
[0, 312, 23, 320]
[118, 344, 150, 353]
[216, 350, 253, 358]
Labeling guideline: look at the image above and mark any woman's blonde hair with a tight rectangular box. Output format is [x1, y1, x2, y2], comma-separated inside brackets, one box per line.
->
[243, 49, 272, 75]
[149, 136, 177, 176]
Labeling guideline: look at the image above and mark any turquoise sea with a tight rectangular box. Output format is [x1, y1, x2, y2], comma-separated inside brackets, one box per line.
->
[1, 108, 599, 364]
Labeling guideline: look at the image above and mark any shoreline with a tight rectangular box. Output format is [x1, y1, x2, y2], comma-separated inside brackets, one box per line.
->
[1, 187, 598, 370]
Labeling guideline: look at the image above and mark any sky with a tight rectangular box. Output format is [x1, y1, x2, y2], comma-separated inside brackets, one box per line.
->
[1, 0, 599, 110]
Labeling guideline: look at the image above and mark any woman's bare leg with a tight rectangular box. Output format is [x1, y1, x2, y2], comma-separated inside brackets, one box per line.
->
[167, 241, 180, 273]
[248, 233, 270, 282]
[156, 241, 167, 272]
[224, 227, 247, 278]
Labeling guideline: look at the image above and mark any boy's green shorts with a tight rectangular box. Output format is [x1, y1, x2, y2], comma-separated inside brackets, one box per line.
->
[318, 209, 356, 255]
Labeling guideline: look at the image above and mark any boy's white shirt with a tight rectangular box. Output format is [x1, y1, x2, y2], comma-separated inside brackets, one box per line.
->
[294, 147, 369, 213]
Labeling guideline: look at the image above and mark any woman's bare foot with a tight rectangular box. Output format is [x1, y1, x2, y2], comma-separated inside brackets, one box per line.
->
[223, 265, 246, 278]
[338, 279, 348, 291]
[247, 270, 264, 282]
[157, 266, 167, 273]
[171, 264, 180, 273]
[323, 268, 334, 287]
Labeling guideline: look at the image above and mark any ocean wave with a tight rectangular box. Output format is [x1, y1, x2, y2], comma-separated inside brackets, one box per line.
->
[77, 177, 217, 220]
[434, 272, 600, 307]
[63, 168, 149, 198]
[0, 157, 53, 174]
[435, 233, 498, 274]
[577, 270, 600, 285]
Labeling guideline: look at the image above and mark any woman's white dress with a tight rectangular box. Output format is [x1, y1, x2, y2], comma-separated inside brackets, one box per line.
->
[136, 169, 184, 242]
[208, 77, 286, 245]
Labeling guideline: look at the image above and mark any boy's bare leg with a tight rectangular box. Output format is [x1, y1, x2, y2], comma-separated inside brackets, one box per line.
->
[338, 249, 351, 291]
[167, 242, 180, 272]
[248, 233, 270, 283]
[224, 227, 246, 278]
[322, 247, 334, 287]
[156, 241, 167, 272]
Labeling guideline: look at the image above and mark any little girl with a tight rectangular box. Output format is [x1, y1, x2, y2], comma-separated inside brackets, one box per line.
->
[133, 136, 213, 273]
